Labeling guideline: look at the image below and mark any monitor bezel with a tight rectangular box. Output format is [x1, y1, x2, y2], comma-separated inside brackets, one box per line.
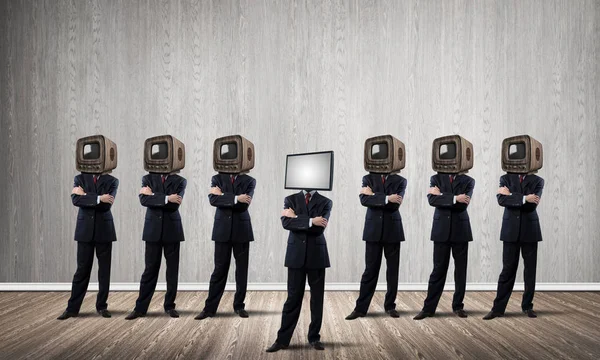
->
[145, 138, 173, 166]
[216, 139, 242, 164]
[366, 138, 393, 164]
[284, 150, 335, 191]
[434, 139, 460, 165]
[503, 140, 530, 165]
[77, 138, 104, 165]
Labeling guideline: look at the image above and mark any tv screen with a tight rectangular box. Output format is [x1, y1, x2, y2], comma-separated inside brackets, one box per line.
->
[83, 142, 100, 160]
[285, 151, 334, 191]
[439, 142, 456, 160]
[151, 142, 169, 160]
[371, 143, 388, 160]
[508, 142, 526, 160]
[220, 143, 238, 160]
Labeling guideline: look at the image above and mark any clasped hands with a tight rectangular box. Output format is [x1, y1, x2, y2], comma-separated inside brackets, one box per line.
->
[281, 208, 328, 228]
[497, 186, 540, 204]
[140, 186, 182, 204]
[72, 186, 114, 204]
[360, 186, 403, 204]
[428, 186, 470, 204]
[209, 186, 252, 204]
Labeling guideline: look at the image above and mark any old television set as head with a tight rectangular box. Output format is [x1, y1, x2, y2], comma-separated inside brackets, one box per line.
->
[144, 135, 185, 173]
[76, 135, 118, 174]
[364, 135, 406, 174]
[213, 135, 255, 174]
[501, 135, 543, 174]
[432, 135, 473, 173]
[284, 151, 334, 191]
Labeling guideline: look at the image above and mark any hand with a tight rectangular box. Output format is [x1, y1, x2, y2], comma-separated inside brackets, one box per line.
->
[237, 194, 252, 204]
[428, 186, 441, 196]
[456, 194, 471, 204]
[209, 186, 223, 196]
[525, 194, 540, 204]
[281, 208, 296, 218]
[140, 186, 153, 195]
[99, 194, 115, 204]
[312, 216, 328, 228]
[388, 194, 402, 204]
[168, 194, 183, 204]
[72, 186, 85, 196]
[497, 186, 511, 196]
[360, 186, 374, 196]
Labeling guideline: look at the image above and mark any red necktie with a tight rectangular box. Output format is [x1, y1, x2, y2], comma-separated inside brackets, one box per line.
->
[161, 175, 166, 184]
[305, 192, 311, 205]
[231, 175, 235, 184]
[93, 175, 98, 184]
[449, 175, 454, 184]
[519, 175, 524, 183]
[381, 175, 385, 185]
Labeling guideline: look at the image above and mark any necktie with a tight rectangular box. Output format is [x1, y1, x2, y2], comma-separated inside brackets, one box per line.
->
[305, 192, 311, 205]
[231, 175, 235, 184]
[519, 175, 524, 183]
[381, 175, 385, 185]
[93, 175, 98, 184]
[449, 175, 454, 184]
[161, 175, 166, 184]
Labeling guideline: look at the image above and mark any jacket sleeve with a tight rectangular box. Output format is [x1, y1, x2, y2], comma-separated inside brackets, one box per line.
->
[233, 178, 256, 212]
[165, 178, 187, 211]
[71, 176, 100, 208]
[384, 177, 407, 211]
[452, 178, 474, 211]
[307, 199, 333, 235]
[360, 176, 387, 208]
[281, 197, 311, 231]
[427, 175, 454, 208]
[208, 176, 236, 208]
[522, 178, 544, 212]
[96, 178, 119, 212]
[139, 176, 168, 208]
[497, 176, 525, 208]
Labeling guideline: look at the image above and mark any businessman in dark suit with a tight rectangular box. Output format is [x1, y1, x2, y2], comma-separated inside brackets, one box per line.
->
[195, 173, 256, 319]
[484, 173, 544, 319]
[414, 173, 475, 320]
[57, 173, 119, 320]
[346, 173, 406, 320]
[125, 173, 187, 319]
[266, 191, 332, 352]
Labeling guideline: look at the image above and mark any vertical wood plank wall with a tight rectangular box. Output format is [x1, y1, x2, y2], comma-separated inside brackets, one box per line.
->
[1, 0, 598, 283]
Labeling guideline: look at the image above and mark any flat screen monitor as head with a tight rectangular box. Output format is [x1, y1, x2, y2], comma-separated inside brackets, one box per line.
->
[284, 151, 334, 191]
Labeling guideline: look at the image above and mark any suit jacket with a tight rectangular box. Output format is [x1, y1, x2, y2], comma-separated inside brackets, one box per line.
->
[282, 192, 332, 269]
[360, 173, 407, 243]
[209, 173, 256, 243]
[428, 173, 475, 243]
[497, 173, 544, 242]
[71, 173, 119, 243]
[139, 173, 187, 243]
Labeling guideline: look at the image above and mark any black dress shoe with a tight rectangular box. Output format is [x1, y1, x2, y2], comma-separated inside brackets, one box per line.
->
[125, 311, 145, 320]
[194, 310, 214, 320]
[57, 311, 78, 320]
[386, 309, 400, 318]
[265, 342, 287, 353]
[345, 311, 365, 320]
[413, 311, 434, 320]
[166, 309, 180, 318]
[310, 341, 325, 350]
[523, 309, 537, 318]
[482, 311, 504, 320]
[454, 309, 468, 318]
[235, 309, 249, 318]
[97, 309, 112, 318]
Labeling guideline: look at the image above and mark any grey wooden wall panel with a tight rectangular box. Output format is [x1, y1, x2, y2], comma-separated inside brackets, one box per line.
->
[0, 0, 598, 284]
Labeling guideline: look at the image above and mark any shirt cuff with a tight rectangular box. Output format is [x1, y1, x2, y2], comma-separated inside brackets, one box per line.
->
[234, 196, 238, 204]
[165, 196, 168, 204]
[97, 196, 100, 204]
[385, 196, 389, 204]
[523, 196, 526, 204]
[453, 195, 456, 204]
[309, 218, 313, 227]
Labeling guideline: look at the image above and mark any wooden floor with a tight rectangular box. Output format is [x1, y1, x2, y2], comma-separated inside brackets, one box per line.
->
[0, 291, 599, 360]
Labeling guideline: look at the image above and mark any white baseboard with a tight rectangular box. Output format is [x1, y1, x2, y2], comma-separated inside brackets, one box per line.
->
[0, 282, 599, 291]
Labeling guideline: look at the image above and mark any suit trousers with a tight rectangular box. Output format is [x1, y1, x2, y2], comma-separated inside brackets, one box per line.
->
[492, 241, 538, 313]
[66, 242, 112, 313]
[203, 242, 250, 313]
[354, 242, 400, 314]
[422, 242, 469, 313]
[134, 241, 180, 313]
[276, 267, 326, 346]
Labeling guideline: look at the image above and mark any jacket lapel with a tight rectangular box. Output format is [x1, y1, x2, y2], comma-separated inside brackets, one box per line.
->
[296, 191, 307, 214]
[308, 191, 320, 213]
